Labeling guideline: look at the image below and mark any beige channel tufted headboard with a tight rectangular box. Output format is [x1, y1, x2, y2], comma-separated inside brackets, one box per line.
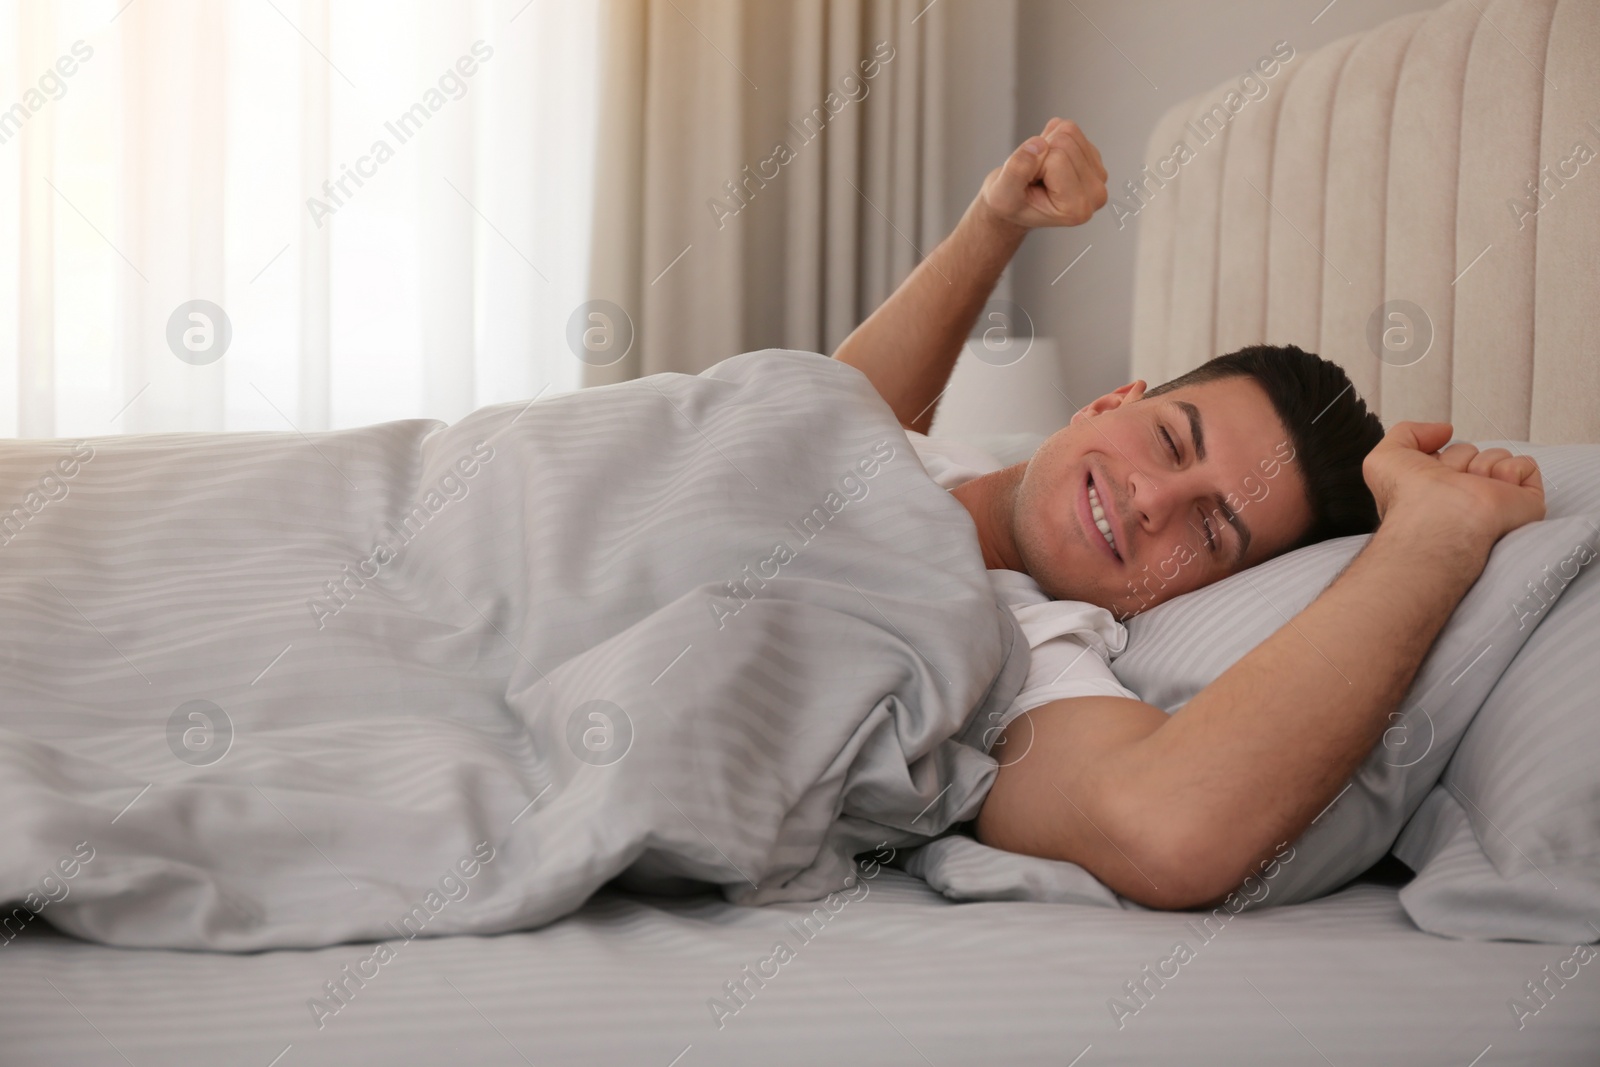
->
[1129, 0, 1600, 444]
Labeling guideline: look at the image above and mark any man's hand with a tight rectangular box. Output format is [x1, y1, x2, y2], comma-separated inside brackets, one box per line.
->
[1362, 421, 1545, 553]
[834, 118, 1106, 431]
[979, 118, 1109, 232]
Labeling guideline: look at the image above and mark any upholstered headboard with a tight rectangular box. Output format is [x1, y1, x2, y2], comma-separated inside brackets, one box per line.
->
[1130, 0, 1599, 444]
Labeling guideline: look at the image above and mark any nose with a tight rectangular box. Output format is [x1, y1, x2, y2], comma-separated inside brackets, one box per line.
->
[1126, 467, 1195, 537]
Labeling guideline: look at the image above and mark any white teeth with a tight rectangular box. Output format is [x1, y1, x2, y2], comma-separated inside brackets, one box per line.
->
[1087, 482, 1118, 555]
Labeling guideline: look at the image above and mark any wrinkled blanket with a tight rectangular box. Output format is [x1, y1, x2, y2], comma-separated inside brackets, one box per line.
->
[0, 349, 1026, 951]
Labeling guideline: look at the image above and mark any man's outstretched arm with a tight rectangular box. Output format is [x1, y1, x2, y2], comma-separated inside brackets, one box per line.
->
[975, 424, 1547, 910]
[833, 119, 1107, 434]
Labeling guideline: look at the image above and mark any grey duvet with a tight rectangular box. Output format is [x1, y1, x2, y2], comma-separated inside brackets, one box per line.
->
[0, 349, 1026, 952]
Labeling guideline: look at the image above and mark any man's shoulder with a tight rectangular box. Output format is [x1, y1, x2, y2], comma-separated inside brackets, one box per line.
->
[987, 569, 1128, 657]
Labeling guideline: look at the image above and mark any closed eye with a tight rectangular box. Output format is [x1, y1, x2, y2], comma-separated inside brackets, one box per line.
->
[1159, 426, 1180, 462]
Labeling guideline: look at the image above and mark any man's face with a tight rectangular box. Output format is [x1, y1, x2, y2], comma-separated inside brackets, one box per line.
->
[1010, 375, 1314, 619]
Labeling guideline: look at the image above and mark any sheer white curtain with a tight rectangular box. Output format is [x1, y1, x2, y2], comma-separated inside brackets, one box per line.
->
[0, 0, 599, 438]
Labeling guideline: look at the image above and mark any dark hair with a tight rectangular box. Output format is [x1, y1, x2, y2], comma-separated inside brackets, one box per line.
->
[1143, 344, 1385, 552]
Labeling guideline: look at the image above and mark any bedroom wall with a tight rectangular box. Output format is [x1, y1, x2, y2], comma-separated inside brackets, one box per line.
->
[1009, 0, 1446, 417]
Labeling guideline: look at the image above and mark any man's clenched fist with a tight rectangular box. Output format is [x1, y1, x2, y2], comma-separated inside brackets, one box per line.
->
[980, 118, 1109, 230]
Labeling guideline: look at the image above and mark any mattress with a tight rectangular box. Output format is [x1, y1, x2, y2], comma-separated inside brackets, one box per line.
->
[4, 865, 1596, 1066]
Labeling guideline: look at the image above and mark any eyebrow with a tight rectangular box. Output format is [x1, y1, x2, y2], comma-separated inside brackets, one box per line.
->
[1174, 400, 1206, 462]
[1171, 399, 1252, 566]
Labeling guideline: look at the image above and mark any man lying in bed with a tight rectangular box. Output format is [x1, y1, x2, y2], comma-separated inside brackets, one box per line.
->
[833, 118, 1546, 911]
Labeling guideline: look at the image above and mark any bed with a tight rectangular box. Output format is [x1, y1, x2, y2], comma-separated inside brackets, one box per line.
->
[6, 865, 1598, 1067]
[4, 1, 1599, 1063]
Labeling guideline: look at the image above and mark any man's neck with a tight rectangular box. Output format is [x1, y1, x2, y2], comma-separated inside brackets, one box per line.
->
[950, 467, 1027, 573]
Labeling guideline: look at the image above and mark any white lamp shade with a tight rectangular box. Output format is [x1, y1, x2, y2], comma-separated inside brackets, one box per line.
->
[928, 336, 1076, 441]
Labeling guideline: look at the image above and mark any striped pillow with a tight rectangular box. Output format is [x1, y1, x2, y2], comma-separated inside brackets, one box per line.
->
[1393, 443, 1600, 942]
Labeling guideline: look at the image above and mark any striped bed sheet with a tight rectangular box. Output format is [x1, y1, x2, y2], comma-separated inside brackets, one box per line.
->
[3, 867, 1596, 1066]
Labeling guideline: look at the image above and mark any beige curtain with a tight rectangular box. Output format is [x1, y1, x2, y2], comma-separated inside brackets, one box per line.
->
[583, 0, 1016, 385]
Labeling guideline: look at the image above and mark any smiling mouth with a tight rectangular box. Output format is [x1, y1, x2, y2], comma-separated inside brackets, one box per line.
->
[1087, 476, 1122, 561]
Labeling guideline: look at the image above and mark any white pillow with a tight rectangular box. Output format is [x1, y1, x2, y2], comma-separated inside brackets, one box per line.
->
[931, 430, 1047, 467]
[1392, 443, 1600, 942]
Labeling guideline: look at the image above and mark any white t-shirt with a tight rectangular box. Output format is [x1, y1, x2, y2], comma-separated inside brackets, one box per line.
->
[905, 431, 1141, 754]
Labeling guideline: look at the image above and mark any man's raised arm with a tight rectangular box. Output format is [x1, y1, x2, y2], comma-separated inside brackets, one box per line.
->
[833, 119, 1108, 434]
[975, 425, 1547, 910]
